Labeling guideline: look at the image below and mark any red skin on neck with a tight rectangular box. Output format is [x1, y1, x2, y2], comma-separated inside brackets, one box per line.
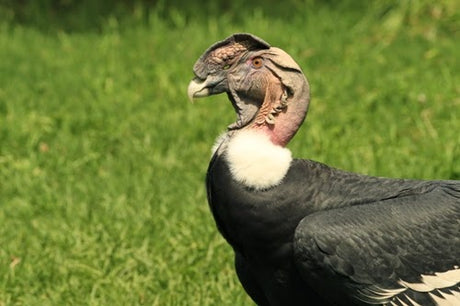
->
[250, 106, 306, 147]
[247, 74, 307, 148]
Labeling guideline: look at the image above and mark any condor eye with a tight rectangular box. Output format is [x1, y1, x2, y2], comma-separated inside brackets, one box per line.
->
[251, 57, 263, 69]
[223, 64, 231, 70]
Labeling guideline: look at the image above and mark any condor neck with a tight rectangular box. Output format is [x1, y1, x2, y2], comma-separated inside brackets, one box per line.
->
[252, 77, 310, 147]
[257, 104, 308, 147]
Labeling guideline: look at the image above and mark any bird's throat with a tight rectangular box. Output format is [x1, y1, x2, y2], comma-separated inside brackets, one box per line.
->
[251, 87, 308, 147]
[240, 70, 308, 147]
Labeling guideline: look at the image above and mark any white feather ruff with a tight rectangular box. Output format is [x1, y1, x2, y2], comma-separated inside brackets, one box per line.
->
[224, 130, 292, 190]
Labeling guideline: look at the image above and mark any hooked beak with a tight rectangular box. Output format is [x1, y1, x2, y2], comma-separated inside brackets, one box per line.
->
[188, 72, 229, 102]
[187, 78, 211, 102]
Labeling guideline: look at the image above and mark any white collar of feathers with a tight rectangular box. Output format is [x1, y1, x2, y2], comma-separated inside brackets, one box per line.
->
[212, 130, 292, 190]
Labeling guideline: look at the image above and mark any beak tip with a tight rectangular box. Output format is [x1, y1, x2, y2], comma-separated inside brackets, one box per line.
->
[188, 95, 196, 104]
[187, 78, 210, 102]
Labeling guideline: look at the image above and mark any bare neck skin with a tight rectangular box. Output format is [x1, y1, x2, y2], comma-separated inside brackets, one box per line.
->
[249, 73, 310, 147]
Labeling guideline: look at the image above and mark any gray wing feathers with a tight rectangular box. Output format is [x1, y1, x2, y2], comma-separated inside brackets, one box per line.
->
[294, 184, 460, 305]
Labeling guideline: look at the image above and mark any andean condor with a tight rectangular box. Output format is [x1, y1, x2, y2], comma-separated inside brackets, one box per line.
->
[187, 33, 460, 306]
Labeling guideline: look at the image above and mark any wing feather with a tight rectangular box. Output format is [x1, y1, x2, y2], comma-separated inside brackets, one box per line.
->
[293, 185, 460, 305]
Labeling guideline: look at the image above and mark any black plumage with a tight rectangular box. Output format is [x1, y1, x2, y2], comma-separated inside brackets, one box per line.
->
[189, 33, 460, 305]
[207, 155, 459, 305]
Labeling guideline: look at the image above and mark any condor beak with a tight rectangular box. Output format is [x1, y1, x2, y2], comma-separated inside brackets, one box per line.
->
[187, 78, 211, 102]
[188, 72, 229, 102]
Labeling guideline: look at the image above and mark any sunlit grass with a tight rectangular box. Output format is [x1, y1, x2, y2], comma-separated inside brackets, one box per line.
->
[0, 1, 458, 304]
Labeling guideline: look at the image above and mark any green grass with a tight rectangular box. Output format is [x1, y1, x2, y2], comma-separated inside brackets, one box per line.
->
[0, 1, 458, 305]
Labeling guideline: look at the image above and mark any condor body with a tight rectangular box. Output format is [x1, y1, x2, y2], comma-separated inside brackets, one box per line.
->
[188, 33, 460, 306]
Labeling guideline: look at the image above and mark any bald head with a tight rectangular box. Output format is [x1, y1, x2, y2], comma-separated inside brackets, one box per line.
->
[188, 33, 310, 143]
[192, 33, 270, 80]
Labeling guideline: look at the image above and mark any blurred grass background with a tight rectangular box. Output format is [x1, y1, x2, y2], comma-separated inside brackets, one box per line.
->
[0, 0, 458, 304]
